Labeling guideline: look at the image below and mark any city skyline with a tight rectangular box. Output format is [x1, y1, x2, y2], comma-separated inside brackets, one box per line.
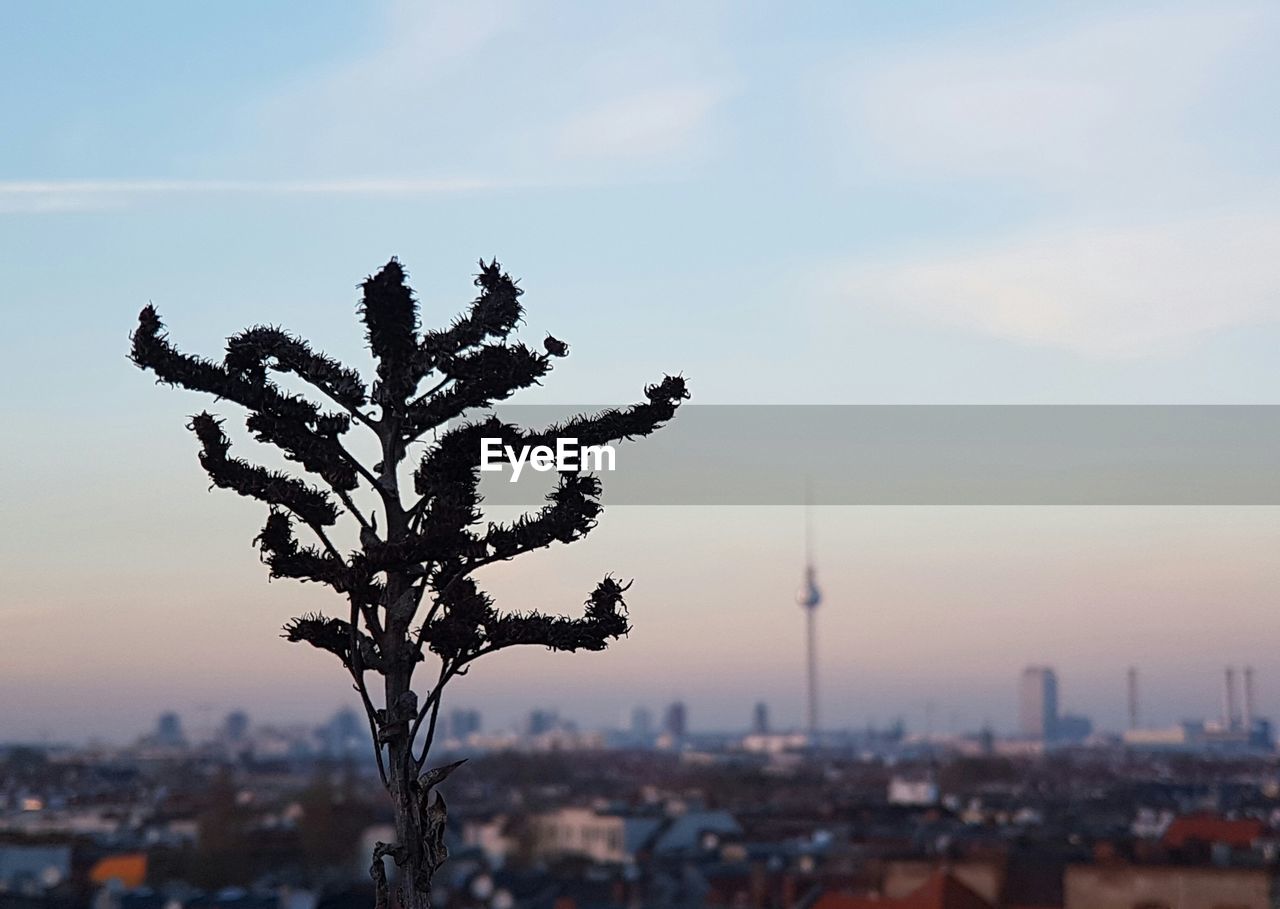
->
[16, 652, 1278, 748]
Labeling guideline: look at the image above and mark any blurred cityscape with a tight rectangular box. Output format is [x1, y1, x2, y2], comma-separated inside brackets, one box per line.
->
[4, 664, 1280, 909]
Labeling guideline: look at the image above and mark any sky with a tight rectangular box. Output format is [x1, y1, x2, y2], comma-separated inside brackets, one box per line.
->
[3, 1, 1280, 743]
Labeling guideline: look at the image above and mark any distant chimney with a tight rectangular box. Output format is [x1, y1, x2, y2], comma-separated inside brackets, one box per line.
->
[1127, 667, 1140, 731]
[1224, 666, 1240, 730]
[1244, 666, 1256, 730]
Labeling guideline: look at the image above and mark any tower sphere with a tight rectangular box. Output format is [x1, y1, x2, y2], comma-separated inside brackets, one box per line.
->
[796, 566, 821, 609]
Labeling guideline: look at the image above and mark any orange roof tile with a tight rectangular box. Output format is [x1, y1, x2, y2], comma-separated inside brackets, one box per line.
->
[813, 870, 995, 909]
[1163, 813, 1266, 850]
[89, 853, 147, 889]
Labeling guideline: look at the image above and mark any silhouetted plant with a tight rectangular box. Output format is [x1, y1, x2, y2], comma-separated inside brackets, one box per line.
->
[130, 258, 688, 908]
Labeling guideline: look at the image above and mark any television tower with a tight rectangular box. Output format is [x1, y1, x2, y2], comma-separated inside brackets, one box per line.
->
[796, 496, 822, 737]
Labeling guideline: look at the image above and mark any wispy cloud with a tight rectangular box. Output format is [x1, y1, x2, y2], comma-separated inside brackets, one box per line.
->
[554, 85, 723, 161]
[230, 1, 729, 180]
[820, 3, 1280, 357]
[833, 211, 1280, 358]
[0, 177, 498, 213]
[835, 4, 1271, 193]
[238, 0, 520, 174]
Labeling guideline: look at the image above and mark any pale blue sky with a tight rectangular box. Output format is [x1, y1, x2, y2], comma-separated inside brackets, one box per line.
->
[3, 2, 1280, 742]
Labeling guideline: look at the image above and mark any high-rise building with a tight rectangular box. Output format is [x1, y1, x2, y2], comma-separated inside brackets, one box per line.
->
[664, 701, 687, 739]
[752, 701, 769, 735]
[1019, 667, 1059, 741]
[223, 710, 250, 743]
[629, 706, 653, 738]
[321, 707, 364, 756]
[1244, 666, 1257, 730]
[449, 709, 481, 740]
[527, 709, 559, 736]
[1224, 666, 1241, 730]
[153, 711, 186, 748]
[1127, 667, 1140, 731]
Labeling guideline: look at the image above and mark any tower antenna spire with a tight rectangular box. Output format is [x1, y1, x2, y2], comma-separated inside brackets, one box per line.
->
[797, 479, 822, 740]
[804, 478, 814, 564]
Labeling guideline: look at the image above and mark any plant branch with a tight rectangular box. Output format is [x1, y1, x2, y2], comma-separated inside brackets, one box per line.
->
[334, 440, 385, 496]
[410, 661, 460, 767]
[334, 488, 373, 533]
[405, 375, 453, 412]
[349, 591, 389, 789]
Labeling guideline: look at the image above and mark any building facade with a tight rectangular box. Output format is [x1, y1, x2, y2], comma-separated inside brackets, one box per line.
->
[1019, 666, 1059, 742]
